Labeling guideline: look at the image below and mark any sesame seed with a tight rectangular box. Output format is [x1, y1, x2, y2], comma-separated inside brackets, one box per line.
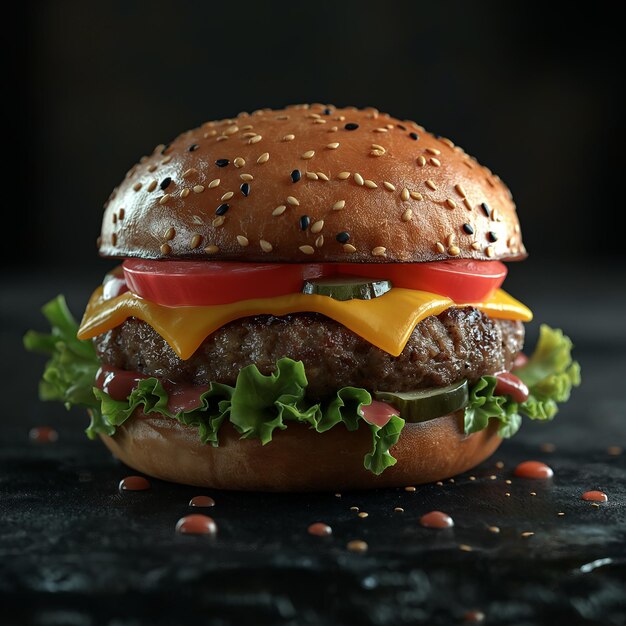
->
[488, 231, 498, 242]
[372, 246, 386, 256]
[118, 208, 125, 220]
[215, 159, 229, 167]
[147, 180, 157, 192]
[306, 172, 319, 180]
[354, 173, 364, 186]
[530, 491, 537, 496]
[449, 245, 461, 256]
[383, 181, 396, 191]
[220, 191, 234, 201]
[272, 205, 287, 216]
[248, 135, 262, 144]
[239, 174, 253, 182]
[430, 158, 441, 167]
[370, 150, 384, 157]
[212, 216, 225, 228]
[394, 507, 404, 513]
[257, 152, 270, 164]
[148, 164, 157, 173]
[401, 188, 410, 201]
[188, 144, 199, 152]
[463, 198, 473, 211]
[425, 180, 437, 191]
[236, 235, 249, 247]
[317, 172, 330, 181]
[323, 107, 332, 115]
[260, 239, 273, 252]
[208, 179, 220, 188]
[371, 144, 385, 151]
[436, 242, 446, 253]
[313, 119, 326, 125]
[488, 526, 500, 534]
[439, 137, 455, 148]
[458, 544, 473, 552]
[332, 200, 346, 211]
[299, 215, 310, 230]
[193, 185, 205, 194]
[190, 234, 203, 249]
[364, 180, 378, 189]
[240, 182, 250, 197]
[164, 227, 176, 240]
[233, 157, 246, 168]
[336, 232, 350, 243]
[446, 199, 457, 209]
[485, 245, 495, 258]
[287, 196, 300, 206]
[357, 512, 369, 519]
[133, 182, 142, 192]
[159, 194, 171, 205]
[299, 245, 315, 255]
[242, 132, 256, 138]
[462, 223, 474, 234]
[343, 243, 357, 253]
[521, 532, 535, 538]
[216, 133, 228, 141]
[409, 132, 419, 140]
[160, 144, 170, 155]
[402, 208, 413, 222]
[426, 147, 441, 155]
[307, 112, 321, 119]
[350, 506, 359, 512]
[416, 156, 426, 167]
[481, 202, 492, 217]
[505, 479, 512, 485]
[374, 127, 388, 133]
[344, 123, 359, 130]
[455, 184, 466, 198]
[328, 126, 338, 132]
[215, 204, 229, 216]
[337, 172, 351, 180]
[224, 125, 239, 135]
[311, 220, 324, 234]
[404, 486, 416, 492]
[301, 150, 315, 160]
[160, 243, 171, 255]
[410, 192, 423, 201]
[291, 170, 302, 183]
[204, 245, 219, 254]
[282, 134, 295, 142]
[326, 142, 340, 149]
[346, 540, 368, 553]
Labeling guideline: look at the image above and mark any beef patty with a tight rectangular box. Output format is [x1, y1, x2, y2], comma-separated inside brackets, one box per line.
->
[94, 307, 524, 401]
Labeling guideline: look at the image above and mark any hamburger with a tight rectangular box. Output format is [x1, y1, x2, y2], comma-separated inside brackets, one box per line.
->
[25, 104, 580, 490]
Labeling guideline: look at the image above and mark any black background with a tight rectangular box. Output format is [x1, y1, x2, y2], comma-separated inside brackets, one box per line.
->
[3, 3, 626, 625]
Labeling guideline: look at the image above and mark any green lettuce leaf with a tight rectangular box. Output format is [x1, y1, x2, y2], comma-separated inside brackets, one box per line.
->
[464, 324, 581, 438]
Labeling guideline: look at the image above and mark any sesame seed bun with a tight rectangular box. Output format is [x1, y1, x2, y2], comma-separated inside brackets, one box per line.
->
[99, 409, 502, 491]
[100, 104, 526, 263]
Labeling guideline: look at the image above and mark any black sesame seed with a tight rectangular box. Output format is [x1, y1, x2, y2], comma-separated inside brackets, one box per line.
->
[462, 223, 474, 235]
[215, 203, 229, 216]
[344, 123, 359, 131]
[160, 177, 172, 190]
[160, 143, 170, 155]
[188, 144, 199, 152]
[291, 169, 302, 183]
[215, 159, 230, 167]
[397, 124, 407, 131]
[323, 107, 332, 115]
[336, 231, 350, 243]
[409, 132, 419, 140]
[488, 231, 498, 242]
[481, 202, 491, 217]
[299, 215, 310, 231]
[240, 183, 250, 197]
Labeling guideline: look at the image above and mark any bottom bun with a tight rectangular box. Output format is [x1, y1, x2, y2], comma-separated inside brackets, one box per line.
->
[99, 409, 501, 491]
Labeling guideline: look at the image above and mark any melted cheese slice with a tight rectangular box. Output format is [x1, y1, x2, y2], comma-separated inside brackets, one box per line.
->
[78, 287, 532, 360]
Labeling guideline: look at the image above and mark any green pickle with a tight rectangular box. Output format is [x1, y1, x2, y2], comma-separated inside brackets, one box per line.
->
[302, 276, 392, 301]
[375, 380, 469, 423]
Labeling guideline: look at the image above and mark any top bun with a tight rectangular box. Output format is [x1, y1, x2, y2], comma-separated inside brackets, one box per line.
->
[99, 104, 526, 263]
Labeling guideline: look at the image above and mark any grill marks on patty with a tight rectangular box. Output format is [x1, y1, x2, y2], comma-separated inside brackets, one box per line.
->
[94, 307, 524, 401]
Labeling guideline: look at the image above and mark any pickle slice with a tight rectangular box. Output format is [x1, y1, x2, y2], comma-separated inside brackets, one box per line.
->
[374, 380, 469, 423]
[302, 276, 392, 301]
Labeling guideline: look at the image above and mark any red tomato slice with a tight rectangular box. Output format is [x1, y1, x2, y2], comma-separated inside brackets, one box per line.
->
[335, 260, 507, 302]
[123, 260, 328, 306]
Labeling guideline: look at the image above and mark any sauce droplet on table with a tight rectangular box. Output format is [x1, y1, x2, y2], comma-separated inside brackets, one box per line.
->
[176, 514, 218, 535]
[119, 476, 151, 491]
[419, 511, 454, 529]
[308, 522, 332, 536]
[189, 495, 215, 507]
[29, 426, 58, 443]
[514, 461, 554, 479]
[582, 490, 608, 502]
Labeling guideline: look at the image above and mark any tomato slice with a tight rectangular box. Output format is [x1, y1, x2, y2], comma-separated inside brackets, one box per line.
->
[123, 260, 328, 306]
[335, 260, 507, 302]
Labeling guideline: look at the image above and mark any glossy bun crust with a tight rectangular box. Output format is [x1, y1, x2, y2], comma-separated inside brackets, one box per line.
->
[100, 104, 526, 263]
[100, 410, 502, 491]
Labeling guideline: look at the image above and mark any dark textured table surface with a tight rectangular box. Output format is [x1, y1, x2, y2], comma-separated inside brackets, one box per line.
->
[1, 264, 625, 626]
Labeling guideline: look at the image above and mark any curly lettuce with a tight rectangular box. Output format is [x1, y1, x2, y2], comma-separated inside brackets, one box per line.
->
[24, 297, 580, 474]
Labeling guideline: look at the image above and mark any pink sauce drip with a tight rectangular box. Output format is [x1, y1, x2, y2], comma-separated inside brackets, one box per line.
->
[494, 371, 529, 403]
[419, 510, 454, 529]
[119, 476, 151, 491]
[175, 514, 217, 535]
[29, 426, 58, 443]
[360, 400, 400, 427]
[582, 490, 608, 502]
[189, 496, 216, 508]
[308, 522, 333, 536]
[514, 461, 554, 479]
[163, 380, 209, 414]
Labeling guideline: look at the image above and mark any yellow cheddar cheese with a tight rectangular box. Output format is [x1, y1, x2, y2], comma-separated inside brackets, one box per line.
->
[78, 287, 532, 360]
